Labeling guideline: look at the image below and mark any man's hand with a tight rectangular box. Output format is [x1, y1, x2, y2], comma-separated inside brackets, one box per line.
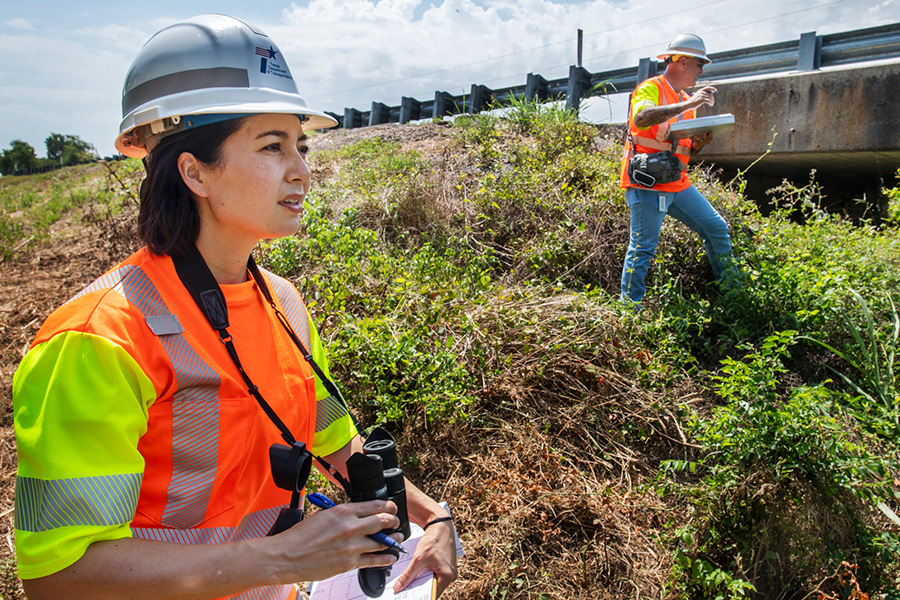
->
[687, 85, 717, 111]
[691, 131, 714, 152]
[634, 85, 718, 128]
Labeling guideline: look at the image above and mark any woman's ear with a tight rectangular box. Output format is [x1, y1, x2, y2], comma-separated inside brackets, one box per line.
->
[177, 152, 207, 197]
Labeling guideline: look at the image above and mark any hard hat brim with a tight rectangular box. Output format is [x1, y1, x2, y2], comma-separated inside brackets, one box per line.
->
[658, 50, 712, 64]
[115, 88, 338, 158]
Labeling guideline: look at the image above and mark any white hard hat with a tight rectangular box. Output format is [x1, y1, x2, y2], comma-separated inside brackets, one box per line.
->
[116, 14, 337, 158]
[657, 33, 711, 64]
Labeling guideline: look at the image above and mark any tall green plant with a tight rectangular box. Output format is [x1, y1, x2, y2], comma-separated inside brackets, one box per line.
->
[800, 289, 899, 431]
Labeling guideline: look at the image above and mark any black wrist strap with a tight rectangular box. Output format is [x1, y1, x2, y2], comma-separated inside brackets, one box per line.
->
[424, 516, 453, 530]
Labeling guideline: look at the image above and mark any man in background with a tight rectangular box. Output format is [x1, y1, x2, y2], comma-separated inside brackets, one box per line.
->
[619, 33, 735, 308]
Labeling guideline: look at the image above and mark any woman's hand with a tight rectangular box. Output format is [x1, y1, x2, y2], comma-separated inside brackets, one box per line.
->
[265, 499, 401, 584]
[391, 518, 458, 597]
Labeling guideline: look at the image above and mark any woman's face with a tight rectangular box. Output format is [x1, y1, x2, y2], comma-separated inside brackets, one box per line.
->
[187, 113, 311, 253]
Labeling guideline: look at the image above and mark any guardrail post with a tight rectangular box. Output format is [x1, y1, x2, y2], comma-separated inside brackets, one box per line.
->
[566, 65, 591, 110]
[525, 73, 549, 102]
[370, 102, 391, 126]
[636, 57, 658, 84]
[400, 97, 422, 124]
[343, 108, 362, 129]
[469, 84, 492, 113]
[798, 31, 823, 71]
[433, 91, 453, 119]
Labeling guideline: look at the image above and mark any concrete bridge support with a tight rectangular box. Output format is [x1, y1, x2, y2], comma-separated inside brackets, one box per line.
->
[699, 61, 900, 218]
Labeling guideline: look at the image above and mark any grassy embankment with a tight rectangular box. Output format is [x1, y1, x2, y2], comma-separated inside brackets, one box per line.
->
[1, 102, 898, 599]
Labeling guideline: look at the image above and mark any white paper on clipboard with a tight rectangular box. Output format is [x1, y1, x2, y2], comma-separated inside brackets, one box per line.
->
[668, 114, 735, 139]
[308, 503, 463, 600]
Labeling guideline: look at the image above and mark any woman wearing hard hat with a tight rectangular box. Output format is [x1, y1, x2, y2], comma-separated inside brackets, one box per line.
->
[12, 14, 458, 600]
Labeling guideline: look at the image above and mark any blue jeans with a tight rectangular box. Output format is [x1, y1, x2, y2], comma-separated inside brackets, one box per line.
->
[621, 185, 733, 304]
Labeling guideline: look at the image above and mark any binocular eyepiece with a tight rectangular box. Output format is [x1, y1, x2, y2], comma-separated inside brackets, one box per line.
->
[347, 427, 410, 597]
[266, 441, 313, 536]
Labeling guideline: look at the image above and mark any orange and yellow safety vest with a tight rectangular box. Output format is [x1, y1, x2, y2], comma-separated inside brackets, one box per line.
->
[14, 248, 356, 600]
[620, 74, 695, 193]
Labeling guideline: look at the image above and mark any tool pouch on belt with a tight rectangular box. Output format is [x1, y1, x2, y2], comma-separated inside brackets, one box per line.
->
[627, 151, 683, 188]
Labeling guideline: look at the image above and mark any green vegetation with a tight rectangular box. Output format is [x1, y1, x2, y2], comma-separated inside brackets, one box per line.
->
[0, 159, 140, 260]
[0, 134, 97, 176]
[264, 100, 897, 598]
[3, 102, 898, 599]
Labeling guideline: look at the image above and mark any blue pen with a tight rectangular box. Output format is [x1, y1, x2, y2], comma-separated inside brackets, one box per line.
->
[307, 493, 408, 554]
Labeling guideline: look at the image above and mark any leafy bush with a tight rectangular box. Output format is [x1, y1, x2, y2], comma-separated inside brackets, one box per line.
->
[662, 332, 896, 597]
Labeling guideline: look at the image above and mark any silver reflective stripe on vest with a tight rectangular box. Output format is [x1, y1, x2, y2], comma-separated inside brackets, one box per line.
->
[132, 506, 292, 600]
[65, 264, 138, 305]
[114, 268, 222, 529]
[228, 585, 292, 600]
[262, 269, 350, 432]
[261, 269, 312, 349]
[74, 264, 222, 529]
[314, 394, 347, 434]
[15, 473, 142, 532]
[131, 505, 281, 543]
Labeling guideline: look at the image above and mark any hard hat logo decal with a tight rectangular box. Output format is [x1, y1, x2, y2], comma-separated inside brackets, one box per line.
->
[255, 46, 291, 79]
[255, 46, 278, 60]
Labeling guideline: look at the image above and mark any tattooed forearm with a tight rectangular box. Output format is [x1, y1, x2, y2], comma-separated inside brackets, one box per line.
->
[633, 104, 686, 128]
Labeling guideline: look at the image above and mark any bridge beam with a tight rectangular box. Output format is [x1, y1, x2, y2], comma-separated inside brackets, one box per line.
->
[700, 61, 900, 215]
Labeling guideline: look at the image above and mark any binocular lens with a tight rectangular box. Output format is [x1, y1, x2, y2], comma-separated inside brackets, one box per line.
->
[383, 467, 411, 539]
[362, 438, 398, 471]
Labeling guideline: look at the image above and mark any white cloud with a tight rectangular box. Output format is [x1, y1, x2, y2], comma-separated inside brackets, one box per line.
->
[272, 0, 896, 118]
[5, 18, 34, 30]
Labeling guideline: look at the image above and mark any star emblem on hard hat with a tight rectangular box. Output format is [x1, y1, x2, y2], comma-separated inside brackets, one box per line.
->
[267, 46, 278, 60]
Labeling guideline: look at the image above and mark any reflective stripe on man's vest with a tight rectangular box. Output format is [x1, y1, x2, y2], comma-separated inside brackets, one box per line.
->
[619, 74, 694, 192]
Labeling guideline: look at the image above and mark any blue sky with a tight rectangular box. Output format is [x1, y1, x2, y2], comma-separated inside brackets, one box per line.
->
[1, 0, 896, 158]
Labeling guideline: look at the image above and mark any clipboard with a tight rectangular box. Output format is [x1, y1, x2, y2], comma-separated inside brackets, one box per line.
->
[308, 503, 463, 600]
[668, 114, 735, 139]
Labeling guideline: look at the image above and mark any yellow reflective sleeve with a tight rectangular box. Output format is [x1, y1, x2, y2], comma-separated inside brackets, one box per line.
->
[631, 81, 662, 130]
[308, 318, 358, 457]
[13, 331, 156, 579]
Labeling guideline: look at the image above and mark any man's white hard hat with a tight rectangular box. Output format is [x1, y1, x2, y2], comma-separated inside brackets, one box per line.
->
[116, 14, 337, 158]
[657, 33, 712, 64]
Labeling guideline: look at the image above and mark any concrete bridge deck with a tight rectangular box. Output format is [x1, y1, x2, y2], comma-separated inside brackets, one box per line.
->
[696, 60, 900, 215]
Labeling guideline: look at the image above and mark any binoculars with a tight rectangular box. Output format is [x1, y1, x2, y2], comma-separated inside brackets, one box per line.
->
[265, 428, 409, 598]
[347, 427, 410, 597]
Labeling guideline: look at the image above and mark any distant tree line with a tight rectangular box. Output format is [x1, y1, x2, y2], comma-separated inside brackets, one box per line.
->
[0, 134, 101, 176]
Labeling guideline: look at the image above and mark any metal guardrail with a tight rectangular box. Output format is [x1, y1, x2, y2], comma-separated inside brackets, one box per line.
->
[328, 22, 900, 129]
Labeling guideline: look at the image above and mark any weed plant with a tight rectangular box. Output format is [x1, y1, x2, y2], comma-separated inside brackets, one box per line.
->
[0, 161, 137, 260]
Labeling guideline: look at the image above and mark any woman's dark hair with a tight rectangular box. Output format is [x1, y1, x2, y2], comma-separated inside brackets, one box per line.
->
[138, 118, 246, 258]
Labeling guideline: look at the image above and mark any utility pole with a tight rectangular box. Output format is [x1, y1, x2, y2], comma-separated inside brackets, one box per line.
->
[577, 29, 583, 67]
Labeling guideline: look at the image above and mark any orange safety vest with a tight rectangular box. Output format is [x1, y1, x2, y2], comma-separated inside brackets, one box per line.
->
[34, 249, 320, 600]
[619, 74, 695, 193]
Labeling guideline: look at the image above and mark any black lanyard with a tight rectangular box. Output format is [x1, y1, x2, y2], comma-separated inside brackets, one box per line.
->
[171, 245, 356, 489]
